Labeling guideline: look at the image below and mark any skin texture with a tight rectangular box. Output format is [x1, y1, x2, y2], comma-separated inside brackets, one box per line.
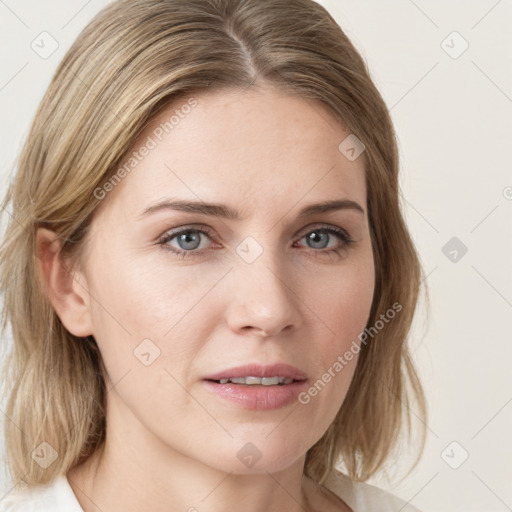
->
[37, 83, 375, 512]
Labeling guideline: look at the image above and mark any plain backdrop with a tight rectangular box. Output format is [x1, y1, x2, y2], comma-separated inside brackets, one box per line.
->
[0, 1, 511, 511]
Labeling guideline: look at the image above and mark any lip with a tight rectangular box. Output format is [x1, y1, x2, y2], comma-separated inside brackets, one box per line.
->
[203, 363, 308, 382]
[202, 363, 308, 411]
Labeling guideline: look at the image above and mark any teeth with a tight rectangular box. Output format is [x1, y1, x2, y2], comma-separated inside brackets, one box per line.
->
[217, 376, 294, 385]
[229, 377, 249, 384]
[244, 376, 263, 385]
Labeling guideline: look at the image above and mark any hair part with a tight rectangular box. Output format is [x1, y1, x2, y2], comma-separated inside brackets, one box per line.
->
[0, 0, 428, 487]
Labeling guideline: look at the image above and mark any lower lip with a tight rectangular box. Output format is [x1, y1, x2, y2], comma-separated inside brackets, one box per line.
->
[203, 380, 308, 410]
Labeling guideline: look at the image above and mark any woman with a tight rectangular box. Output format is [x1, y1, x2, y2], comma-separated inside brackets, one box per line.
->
[0, 0, 428, 510]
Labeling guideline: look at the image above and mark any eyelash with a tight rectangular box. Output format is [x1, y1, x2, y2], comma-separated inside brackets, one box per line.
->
[157, 224, 354, 260]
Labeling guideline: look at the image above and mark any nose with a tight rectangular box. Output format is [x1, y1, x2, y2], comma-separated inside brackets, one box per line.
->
[225, 252, 303, 338]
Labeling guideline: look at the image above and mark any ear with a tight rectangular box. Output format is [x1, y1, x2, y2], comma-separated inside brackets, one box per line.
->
[35, 227, 94, 337]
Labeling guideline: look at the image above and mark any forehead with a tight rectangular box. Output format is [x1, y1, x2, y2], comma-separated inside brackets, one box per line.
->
[101, 85, 367, 219]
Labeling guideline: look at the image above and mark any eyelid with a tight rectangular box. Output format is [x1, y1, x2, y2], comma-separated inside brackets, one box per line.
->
[295, 222, 350, 239]
[158, 224, 219, 247]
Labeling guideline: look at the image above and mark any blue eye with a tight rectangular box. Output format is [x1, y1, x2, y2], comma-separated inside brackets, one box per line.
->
[158, 225, 354, 259]
[299, 227, 350, 250]
[158, 226, 215, 257]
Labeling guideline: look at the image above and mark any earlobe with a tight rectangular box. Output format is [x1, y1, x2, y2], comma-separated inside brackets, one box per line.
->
[35, 227, 94, 338]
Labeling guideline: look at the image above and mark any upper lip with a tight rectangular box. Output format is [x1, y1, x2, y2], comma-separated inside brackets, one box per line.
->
[203, 363, 308, 381]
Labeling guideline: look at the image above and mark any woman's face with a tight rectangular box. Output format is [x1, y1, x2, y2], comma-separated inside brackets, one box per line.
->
[76, 85, 375, 474]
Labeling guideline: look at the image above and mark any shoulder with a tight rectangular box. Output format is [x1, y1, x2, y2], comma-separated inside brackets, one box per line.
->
[0, 475, 82, 512]
[322, 468, 423, 512]
[0, 483, 45, 512]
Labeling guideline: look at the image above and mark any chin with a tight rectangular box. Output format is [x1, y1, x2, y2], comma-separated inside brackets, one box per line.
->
[204, 435, 309, 475]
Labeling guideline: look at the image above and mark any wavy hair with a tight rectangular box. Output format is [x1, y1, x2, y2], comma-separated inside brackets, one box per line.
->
[0, 0, 428, 488]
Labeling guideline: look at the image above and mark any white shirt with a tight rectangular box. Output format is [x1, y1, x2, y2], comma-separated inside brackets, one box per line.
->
[0, 469, 422, 512]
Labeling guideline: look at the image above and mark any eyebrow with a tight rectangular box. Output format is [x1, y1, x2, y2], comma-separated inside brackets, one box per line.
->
[138, 197, 365, 220]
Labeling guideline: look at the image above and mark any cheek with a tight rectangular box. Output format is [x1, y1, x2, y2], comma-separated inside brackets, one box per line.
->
[85, 250, 230, 380]
[84, 254, 209, 423]
[312, 254, 375, 346]
[298, 256, 374, 415]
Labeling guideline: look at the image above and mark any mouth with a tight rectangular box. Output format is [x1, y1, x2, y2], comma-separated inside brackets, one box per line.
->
[203, 363, 308, 385]
[206, 376, 303, 386]
[202, 363, 308, 410]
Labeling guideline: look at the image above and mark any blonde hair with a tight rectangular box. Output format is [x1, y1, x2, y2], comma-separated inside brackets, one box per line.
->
[0, 0, 428, 488]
